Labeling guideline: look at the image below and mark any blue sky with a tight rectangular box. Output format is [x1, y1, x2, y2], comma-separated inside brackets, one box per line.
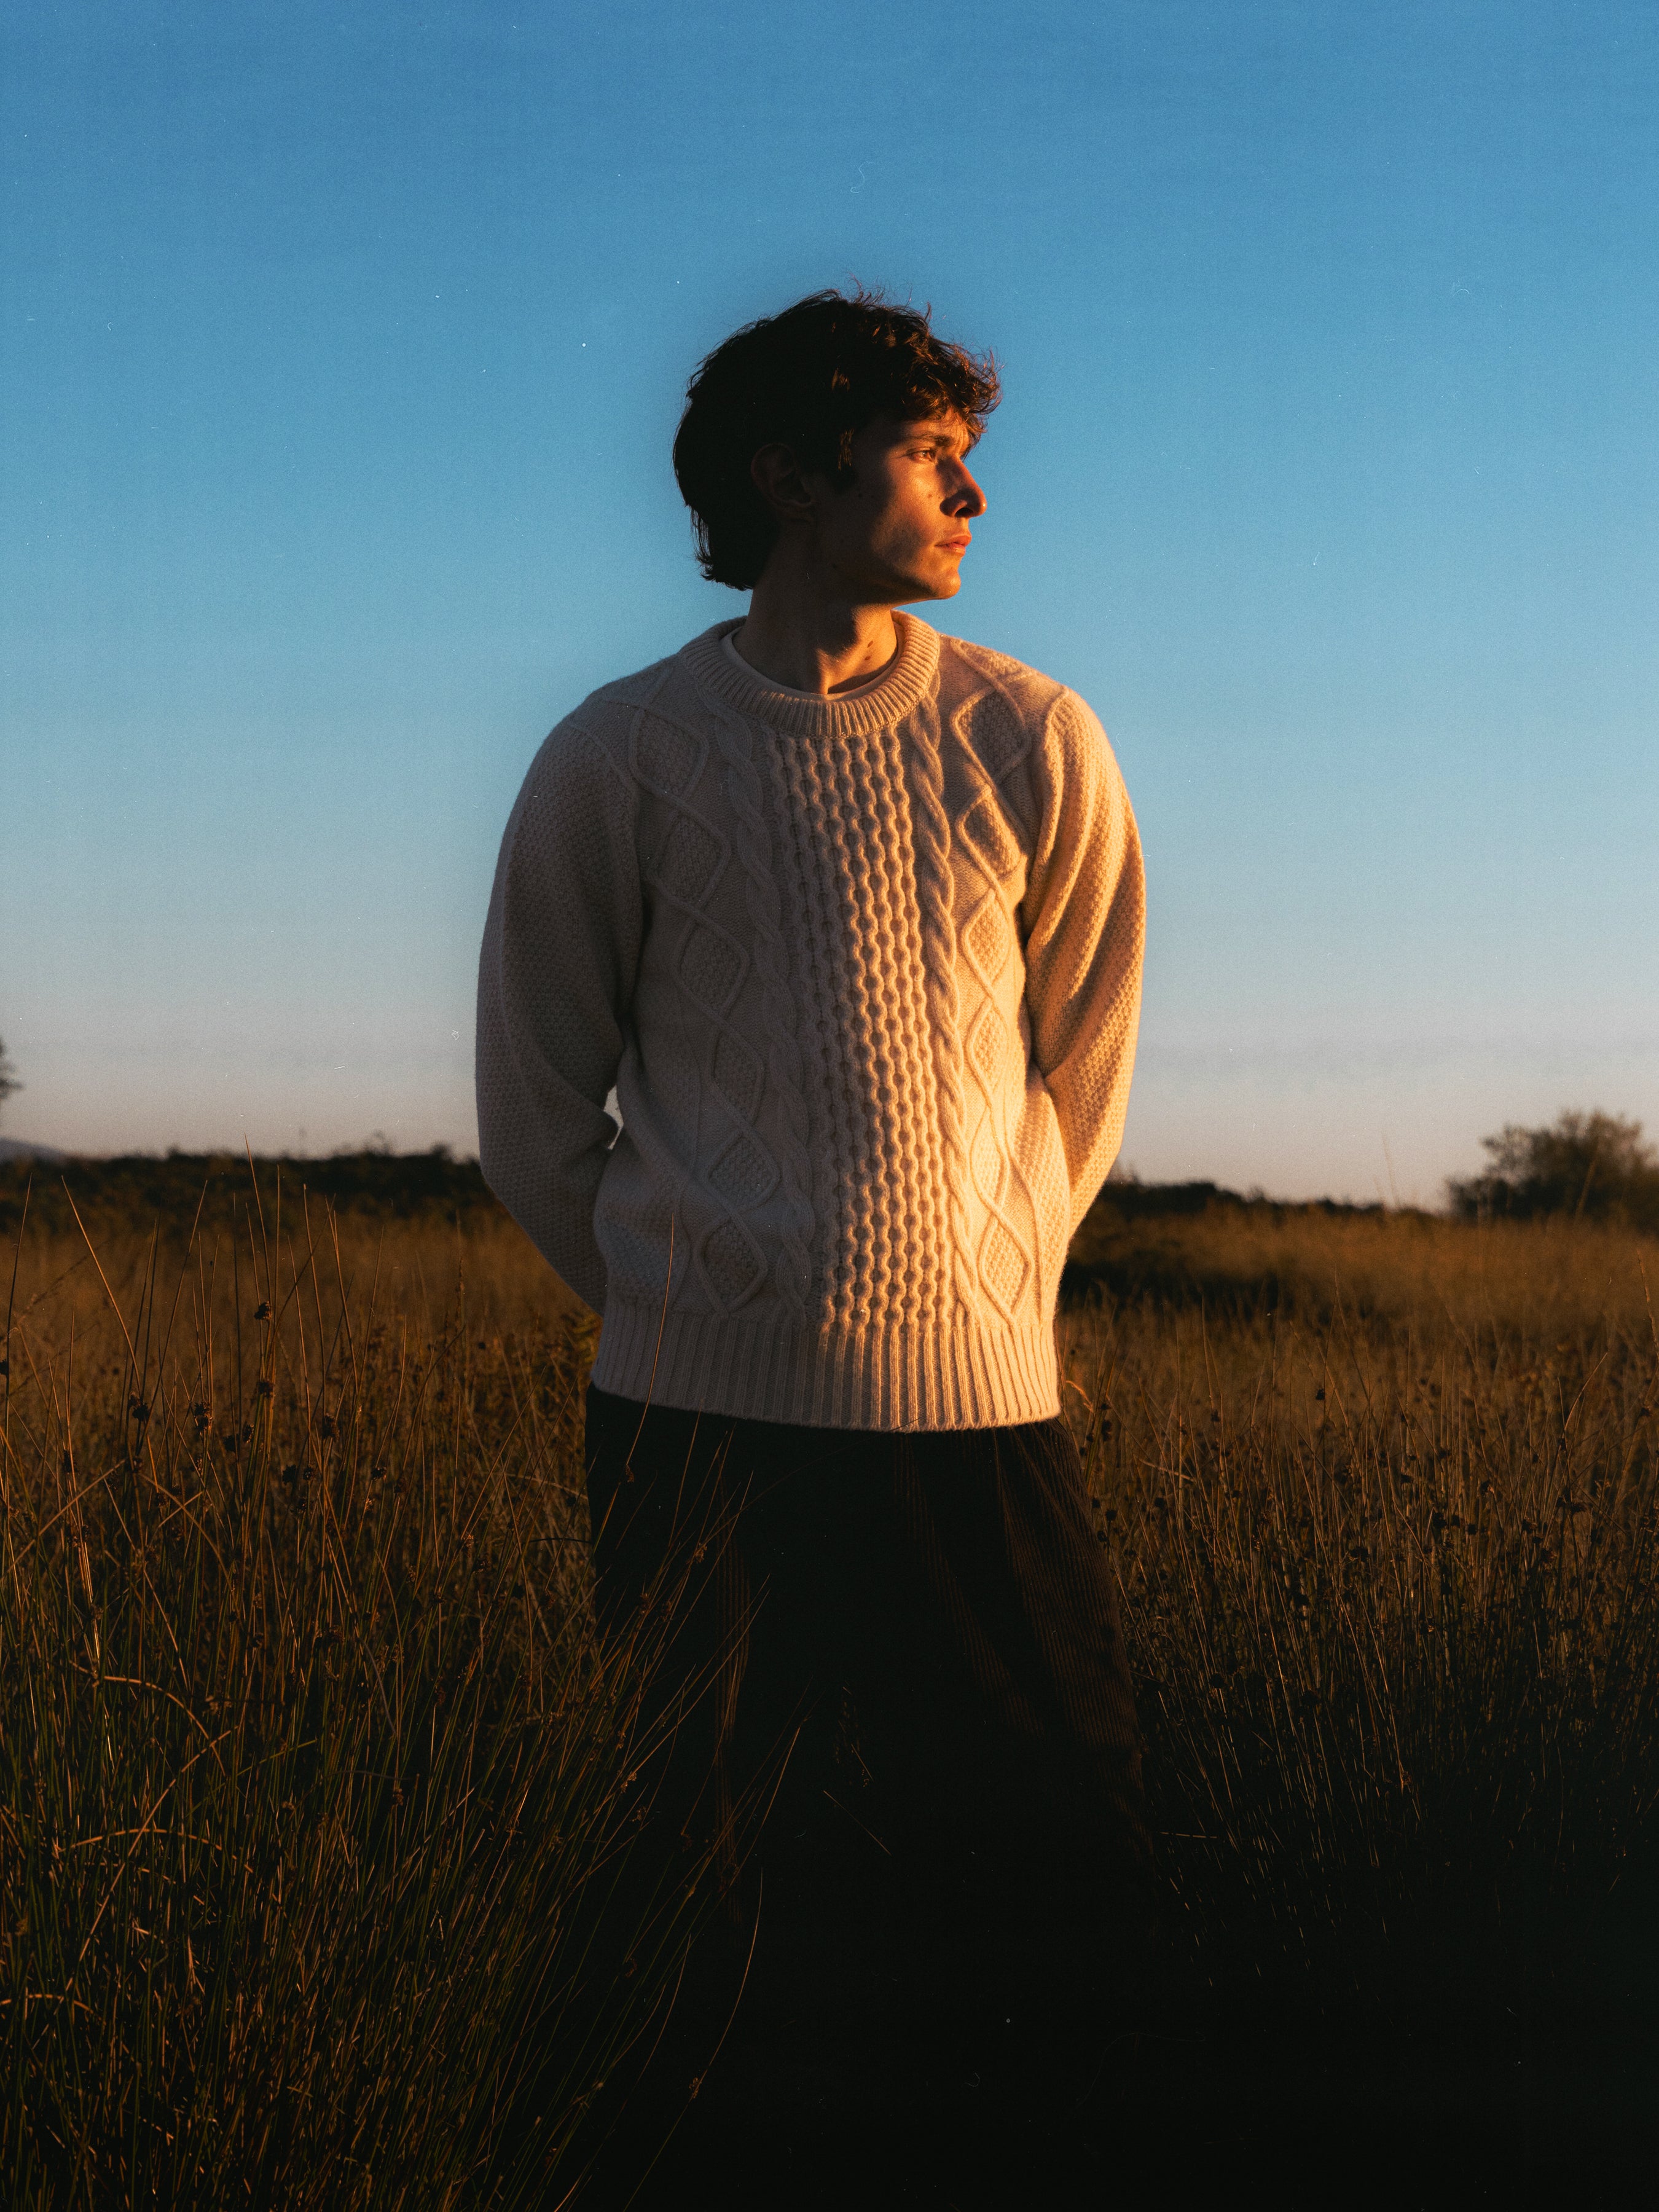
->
[4, 0, 1655, 1201]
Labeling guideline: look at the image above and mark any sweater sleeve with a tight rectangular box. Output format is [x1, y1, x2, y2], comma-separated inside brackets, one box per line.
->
[475, 721, 642, 1312]
[1019, 690, 1146, 1237]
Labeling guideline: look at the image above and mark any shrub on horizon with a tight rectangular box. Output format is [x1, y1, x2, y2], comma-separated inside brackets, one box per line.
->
[1448, 1108, 1659, 1231]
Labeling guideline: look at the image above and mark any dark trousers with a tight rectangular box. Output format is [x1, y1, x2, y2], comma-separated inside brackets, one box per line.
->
[580, 1384, 1151, 2201]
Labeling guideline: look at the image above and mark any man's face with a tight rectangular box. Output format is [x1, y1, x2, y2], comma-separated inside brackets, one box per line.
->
[810, 411, 986, 605]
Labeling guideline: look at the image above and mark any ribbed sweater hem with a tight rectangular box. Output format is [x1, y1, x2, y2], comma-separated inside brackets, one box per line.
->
[590, 1300, 1061, 1432]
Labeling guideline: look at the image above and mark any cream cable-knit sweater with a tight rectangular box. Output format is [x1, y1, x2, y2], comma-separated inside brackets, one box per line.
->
[476, 612, 1144, 1430]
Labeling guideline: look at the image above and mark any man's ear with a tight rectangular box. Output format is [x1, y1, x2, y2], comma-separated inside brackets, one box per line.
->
[749, 442, 819, 525]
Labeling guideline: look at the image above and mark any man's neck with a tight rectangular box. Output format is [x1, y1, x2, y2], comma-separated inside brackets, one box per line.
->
[731, 582, 900, 697]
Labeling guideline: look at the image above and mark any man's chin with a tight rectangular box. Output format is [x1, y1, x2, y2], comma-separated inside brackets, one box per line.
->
[895, 567, 963, 606]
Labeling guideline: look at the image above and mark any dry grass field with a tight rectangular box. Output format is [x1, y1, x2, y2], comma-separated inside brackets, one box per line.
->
[3, 1163, 1657, 2201]
[1062, 1205, 1659, 1984]
[1, 1188, 686, 2210]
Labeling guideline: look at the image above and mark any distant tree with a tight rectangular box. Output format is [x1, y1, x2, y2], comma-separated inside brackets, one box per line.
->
[1448, 1109, 1659, 1231]
[0, 1037, 19, 1121]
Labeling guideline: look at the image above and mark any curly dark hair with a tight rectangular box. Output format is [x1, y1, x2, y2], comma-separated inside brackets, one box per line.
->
[672, 288, 1000, 590]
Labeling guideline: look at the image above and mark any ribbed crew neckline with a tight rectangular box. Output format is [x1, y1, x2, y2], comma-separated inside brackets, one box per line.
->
[681, 611, 940, 737]
[721, 630, 893, 702]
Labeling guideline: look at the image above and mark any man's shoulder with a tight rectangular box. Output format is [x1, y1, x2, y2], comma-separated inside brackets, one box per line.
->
[525, 635, 712, 780]
[932, 630, 1105, 769]
[936, 630, 1093, 716]
[508, 632, 750, 850]
[552, 644, 688, 731]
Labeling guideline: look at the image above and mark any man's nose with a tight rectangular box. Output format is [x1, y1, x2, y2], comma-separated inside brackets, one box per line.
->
[947, 467, 986, 518]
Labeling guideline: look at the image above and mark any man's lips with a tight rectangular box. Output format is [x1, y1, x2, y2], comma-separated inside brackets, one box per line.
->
[939, 535, 972, 552]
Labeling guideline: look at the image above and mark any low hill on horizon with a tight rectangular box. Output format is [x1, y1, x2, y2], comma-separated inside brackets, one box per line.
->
[0, 1137, 67, 1165]
[0, 1142, 1421, 1249]
[0, 1145, 494, 1241]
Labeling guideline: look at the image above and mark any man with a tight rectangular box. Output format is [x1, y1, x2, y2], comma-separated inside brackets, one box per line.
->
[477, 289, 1147, 2194]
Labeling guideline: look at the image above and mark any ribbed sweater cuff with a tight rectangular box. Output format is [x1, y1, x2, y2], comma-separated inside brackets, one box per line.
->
[590, 1301, 1060, 1432]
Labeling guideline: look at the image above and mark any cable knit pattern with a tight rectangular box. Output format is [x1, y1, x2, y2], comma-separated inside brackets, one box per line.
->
[476, 612, 1145, 1430]
[948, 674, 1045, 1319]
[904, 694, 982, 1317]
[705, 702, 816, 1318]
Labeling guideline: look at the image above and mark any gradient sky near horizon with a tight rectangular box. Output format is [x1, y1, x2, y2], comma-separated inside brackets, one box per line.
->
[4, 0, 1655, 1204]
